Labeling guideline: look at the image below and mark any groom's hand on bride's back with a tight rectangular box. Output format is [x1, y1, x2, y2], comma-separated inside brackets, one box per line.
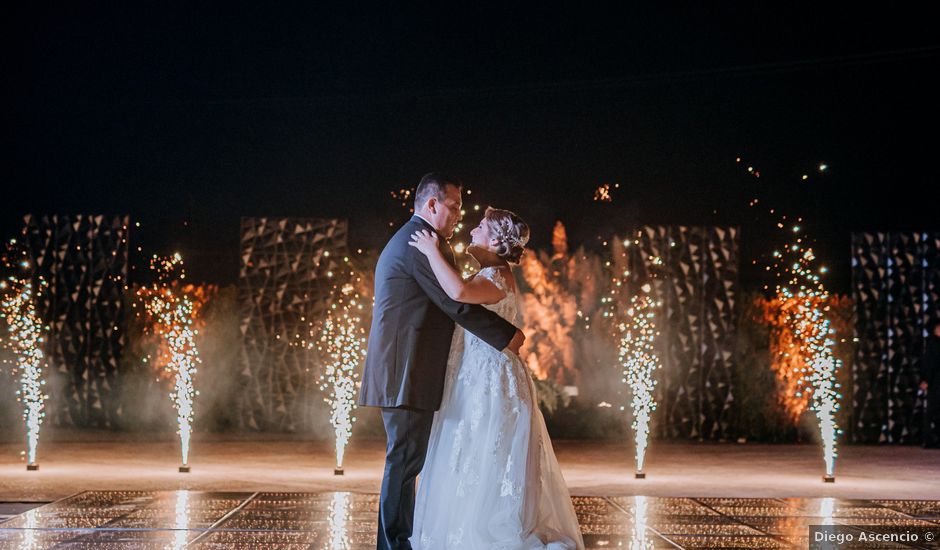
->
[506, 329, 525, 355]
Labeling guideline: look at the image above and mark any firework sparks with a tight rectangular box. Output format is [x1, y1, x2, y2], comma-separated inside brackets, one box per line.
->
[605, 235, 662, 477]
[593, 183, 620, 202]
[617, 283, 660, 477]
[755, 210, 842, 480]
[737, 155, 829, 183]
[1, 276, 48, 470]
[775, 226, 841, 480]
[302, 275, 367, 474]
[736, 156, 761, 179]
[739, 156, 842, 480]
[137, 254, 202, 471]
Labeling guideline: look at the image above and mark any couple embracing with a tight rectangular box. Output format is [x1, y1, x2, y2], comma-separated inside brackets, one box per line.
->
[359, 173, 584, 550]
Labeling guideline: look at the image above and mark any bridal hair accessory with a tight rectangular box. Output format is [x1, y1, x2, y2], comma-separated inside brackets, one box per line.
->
[488, 210, 529, 247]
[483, 207, 530, 264]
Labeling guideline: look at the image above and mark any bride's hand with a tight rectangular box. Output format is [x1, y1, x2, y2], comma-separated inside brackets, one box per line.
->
[408, 229, 439, 256]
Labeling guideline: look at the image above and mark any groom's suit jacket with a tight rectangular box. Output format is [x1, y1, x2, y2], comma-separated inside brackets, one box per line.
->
[358, 215, 518, 411]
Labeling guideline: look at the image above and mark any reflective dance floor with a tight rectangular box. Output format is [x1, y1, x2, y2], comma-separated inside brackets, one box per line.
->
[2, 491, 939, 549]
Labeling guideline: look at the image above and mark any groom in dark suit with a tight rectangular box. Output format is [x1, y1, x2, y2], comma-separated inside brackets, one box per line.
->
[359, 172, 524, 550]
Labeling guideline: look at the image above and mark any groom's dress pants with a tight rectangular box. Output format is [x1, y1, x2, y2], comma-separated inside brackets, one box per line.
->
[377, 407, 435, 550]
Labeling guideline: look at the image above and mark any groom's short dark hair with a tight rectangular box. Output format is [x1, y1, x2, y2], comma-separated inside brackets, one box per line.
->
[415, 172, 462, 207]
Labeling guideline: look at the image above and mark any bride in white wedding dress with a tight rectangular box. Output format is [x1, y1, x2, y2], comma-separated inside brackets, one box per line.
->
[407, 207, 584, 550]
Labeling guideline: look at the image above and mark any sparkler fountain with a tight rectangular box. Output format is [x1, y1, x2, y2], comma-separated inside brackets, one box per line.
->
[1, 275, 48, 471]
[617, 282, 661, 479]
[316, 281, 366, 475]
[741, 154, 843, 482]
[296, 261, 369, 476]
[136, 253, 202, 473]
[619, 284, 659, 479]
[606, 237, 663, 479]
[763, 223, 842, 483]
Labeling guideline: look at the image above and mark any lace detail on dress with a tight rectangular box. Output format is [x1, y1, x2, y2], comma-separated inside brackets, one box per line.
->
[447, 528, 464, 547]
[412, 267, 584, 549]
[483, 264, 508, 290]
[462, 266, 518, 357]
[450, 420, 465, 472]
[500, 454, 521, 499]
[478, 266, 514, 313]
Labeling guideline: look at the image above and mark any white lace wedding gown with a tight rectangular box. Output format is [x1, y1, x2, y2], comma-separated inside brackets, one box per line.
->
[412, 266, 584, 550]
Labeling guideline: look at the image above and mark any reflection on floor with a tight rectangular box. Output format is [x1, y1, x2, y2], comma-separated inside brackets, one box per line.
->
[1, 491, 938, 549]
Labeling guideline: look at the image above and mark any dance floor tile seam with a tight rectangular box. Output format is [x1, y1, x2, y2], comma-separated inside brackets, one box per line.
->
[2, 492, 940, 549]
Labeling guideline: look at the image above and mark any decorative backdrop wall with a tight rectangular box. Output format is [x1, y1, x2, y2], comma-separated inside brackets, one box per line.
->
[23, 214, 130, 428]
[238, 217, 348, 431]
[15, 216, 937, 443]
[851, 232, 940, 443]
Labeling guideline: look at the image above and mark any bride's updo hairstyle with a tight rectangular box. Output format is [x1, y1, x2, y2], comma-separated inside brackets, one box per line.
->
[483, 207, 530, 264]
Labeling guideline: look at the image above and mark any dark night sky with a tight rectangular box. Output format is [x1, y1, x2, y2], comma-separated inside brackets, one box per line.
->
[3, 4, 939, 290]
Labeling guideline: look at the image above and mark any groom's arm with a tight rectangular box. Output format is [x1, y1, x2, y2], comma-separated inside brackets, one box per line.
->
[412, 252, 519, 352]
